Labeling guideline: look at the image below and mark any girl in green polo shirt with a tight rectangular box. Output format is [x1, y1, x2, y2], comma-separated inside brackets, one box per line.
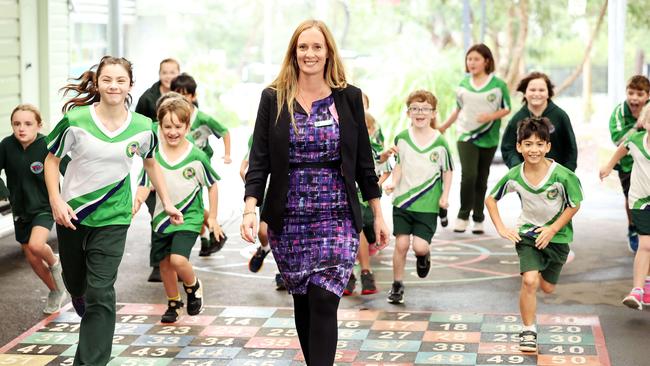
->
[0, 104, 65, 314]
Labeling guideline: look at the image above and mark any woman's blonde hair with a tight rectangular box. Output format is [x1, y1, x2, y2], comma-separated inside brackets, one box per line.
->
[364, 112, 376, 134]
[270, 19, 347, 127]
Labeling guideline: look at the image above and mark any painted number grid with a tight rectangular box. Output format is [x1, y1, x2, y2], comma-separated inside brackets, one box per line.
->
[0, 304, 610, 366]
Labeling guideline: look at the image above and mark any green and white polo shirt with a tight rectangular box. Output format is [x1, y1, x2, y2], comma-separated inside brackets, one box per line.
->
[150, 143, 220, 234]
[489, 161, 583, 243]
[624, 131, 650, 210]
[456, 74, 511, 148]
[392, 129, 453, 213]
[189, 109, 228, 159]
[47, 105, 157, 227]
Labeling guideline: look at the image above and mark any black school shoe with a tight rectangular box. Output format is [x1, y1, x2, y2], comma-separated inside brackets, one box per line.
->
[519, 330, 537, 352]
[198, 237, 211, 257]
[387, 281, 405, 304]
[249, 246, 270, 273]
[148, 266, 162, 282]
[184, 279, 204, 315]
[275, 273, 286, 291]
[343, 273, 356, 296]
[205, 232, 227, 256]
[416, 252, 431, 278]
[161, 299, 184, 323]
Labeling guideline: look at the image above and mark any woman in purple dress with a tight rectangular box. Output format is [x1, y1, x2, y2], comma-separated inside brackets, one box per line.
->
[241, 19, 390, 365]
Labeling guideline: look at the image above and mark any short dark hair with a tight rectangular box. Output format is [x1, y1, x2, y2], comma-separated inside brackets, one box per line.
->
[516, 71, 555, 103]
[626, 75, 650, 93]
[517, 116, 552, 143]
[171, 73, 197, 96]
[465, 44, 495, 74]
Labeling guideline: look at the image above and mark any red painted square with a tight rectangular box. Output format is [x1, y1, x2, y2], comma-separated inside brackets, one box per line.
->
[117, 303, 166, 315]
[200, 325, 259, 338]
[537, 354, 602, 365]
[537, 314, 600, 326]
[245, 336, 300, 349]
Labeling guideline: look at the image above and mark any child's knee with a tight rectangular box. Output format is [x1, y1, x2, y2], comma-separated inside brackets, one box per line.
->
[169, 254, 189, 268]
[521, 272, 540, 289]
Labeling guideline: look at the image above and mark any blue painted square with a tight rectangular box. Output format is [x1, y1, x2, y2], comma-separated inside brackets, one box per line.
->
[52, 312, 82, 323]
[360, 339, 421, 352]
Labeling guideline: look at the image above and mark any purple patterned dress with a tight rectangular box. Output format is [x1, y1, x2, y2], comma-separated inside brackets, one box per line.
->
[268, 95, 359, 297]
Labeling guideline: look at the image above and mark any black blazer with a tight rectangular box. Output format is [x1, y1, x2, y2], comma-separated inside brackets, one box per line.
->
[245, 85, 381, 233]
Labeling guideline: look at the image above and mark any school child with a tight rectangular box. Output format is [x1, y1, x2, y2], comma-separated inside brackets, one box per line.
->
[608, 75, 650, 253]
[439, 43, 511, 234]
[44, 56, 183, 366]
[0, 104, 66, 314]
[485, 117, 582, 352]
[136, 96, 221, 322]
[384, 90, 453, 304]
[171, 73, 230, 256]
[344, 111, 392, 295]
[241, 134, 286, 290]
[600, 104, 650, 310]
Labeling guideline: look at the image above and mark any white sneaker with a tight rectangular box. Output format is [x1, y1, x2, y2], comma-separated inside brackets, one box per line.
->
[50, 260, 66, 292]
[43, 290, 65, 314]
[453, 219, 469, 233]
[472, 221, 484, 234]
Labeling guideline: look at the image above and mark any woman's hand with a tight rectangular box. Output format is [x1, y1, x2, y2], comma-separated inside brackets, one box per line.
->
[51, 197, 78, 230]
[372, 216, 391, 251]
[240, 211, 258, 243]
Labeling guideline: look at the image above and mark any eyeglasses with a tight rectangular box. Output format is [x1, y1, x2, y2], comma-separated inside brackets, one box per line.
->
[408, 107, 435, 114]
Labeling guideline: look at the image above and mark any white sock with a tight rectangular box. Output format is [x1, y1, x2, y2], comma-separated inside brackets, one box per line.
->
[201, 231, 210, 239]
[261, 245, 271, 252]
[522, 324, 537, 333]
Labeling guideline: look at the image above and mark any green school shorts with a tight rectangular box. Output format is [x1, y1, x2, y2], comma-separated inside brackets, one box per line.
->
[14, 213, 54, 244]
[361, 204, 375, 244]
[516, 236, 570, 285]
[392, 206, 437, 242]
[631, 209, 650, 235]
[150, 230, 199, 265]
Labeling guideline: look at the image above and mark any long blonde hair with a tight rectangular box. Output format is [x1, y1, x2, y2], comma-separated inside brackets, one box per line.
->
[269, 20, 347, 126]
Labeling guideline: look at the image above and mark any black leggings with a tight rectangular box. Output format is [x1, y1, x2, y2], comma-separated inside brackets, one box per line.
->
[292, 283, 341, 366]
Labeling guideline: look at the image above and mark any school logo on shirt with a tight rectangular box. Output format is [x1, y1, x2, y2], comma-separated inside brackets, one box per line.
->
[126, 141, 140, 158]
[183, 167, 196, 180]
[429, 151, 440, 163]
[30, 161, 44, 174]
[546, 188, 559, 200]
[192, 130, 202, 140]
[487, 93, 497, 102]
